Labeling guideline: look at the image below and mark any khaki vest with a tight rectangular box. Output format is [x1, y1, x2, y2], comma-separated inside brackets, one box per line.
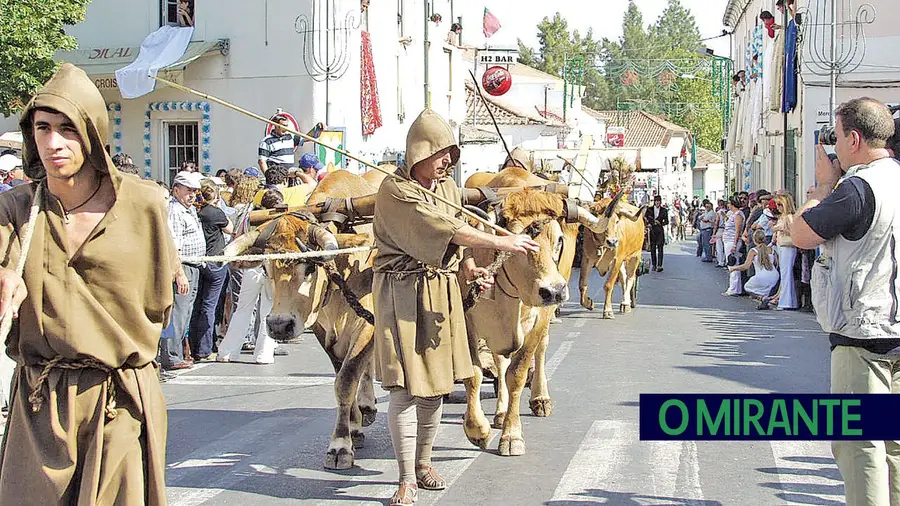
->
[812, 157, 900, 339]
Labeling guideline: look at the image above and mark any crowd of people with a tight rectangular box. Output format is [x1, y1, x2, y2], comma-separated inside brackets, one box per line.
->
[106, 112, 335, 377]
[687, 189, 812, 311]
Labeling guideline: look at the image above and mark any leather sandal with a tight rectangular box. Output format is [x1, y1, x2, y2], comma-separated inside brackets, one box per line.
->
[415, 465, 446, 490]
[390, 482, 417, 505]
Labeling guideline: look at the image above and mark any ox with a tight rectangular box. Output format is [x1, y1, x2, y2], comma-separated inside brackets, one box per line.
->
[224, 170, 378, 470]
[579, 193, 647, 318]
[460, 167, 607, 456]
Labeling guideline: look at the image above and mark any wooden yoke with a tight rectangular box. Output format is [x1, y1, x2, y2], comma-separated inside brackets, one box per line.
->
[248, 183, 571, 225]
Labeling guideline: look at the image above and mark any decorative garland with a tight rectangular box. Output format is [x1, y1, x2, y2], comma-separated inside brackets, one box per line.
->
[144, 101, 212, 179]
[106, 102, 122, 154]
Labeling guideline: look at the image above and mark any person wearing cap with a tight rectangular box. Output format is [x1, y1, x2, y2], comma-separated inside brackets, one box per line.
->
[299, 152, 326, 185]
[0, 63, 180, 505]
[0, 153, 21, 183]
[160, 170, 207, 372]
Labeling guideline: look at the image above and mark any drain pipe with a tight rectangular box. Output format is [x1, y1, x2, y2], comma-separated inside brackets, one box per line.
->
[424, 1, 431, 108]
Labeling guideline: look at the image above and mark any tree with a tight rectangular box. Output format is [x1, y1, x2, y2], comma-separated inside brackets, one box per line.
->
[0, 0, 91, 117]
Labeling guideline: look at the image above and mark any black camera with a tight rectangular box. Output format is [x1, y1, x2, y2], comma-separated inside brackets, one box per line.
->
[819, 126, 837, 145]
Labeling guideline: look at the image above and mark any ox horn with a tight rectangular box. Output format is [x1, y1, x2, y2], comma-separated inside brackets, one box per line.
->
[617, 202, 645, 221]
[223, 229, 261, 257]
[575, 206, 607, 234]
[308, 223, 339, 251]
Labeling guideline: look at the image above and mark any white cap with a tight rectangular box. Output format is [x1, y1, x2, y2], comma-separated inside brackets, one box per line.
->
[172, 171, 204, 189]
[0, 154, 21, 174]
[207, 176, 226, 186]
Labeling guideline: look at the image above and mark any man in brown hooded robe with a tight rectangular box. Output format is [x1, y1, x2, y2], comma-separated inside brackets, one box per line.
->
[0, 63, 179, 504]
[373, 109, 538, 505]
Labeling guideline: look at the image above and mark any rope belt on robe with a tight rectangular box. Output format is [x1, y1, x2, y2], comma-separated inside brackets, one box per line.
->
[382, 265, 456, 281]
[28, 356, 121, 420]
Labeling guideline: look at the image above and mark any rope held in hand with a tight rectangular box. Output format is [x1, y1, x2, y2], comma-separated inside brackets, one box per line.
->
[463, 251, 513, 311]
[0, 185, 42, 342]
[179, 245, 374, 265]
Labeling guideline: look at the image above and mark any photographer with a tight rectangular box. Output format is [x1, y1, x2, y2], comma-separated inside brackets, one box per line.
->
[791, 98, 900, 506]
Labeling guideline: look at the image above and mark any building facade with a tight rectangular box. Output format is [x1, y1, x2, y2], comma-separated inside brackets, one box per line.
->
[1, 0, 469, 182]
[724, 0, 900, 199]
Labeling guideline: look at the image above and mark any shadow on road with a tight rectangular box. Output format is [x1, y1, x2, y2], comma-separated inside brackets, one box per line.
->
[544, 488, 723, 505]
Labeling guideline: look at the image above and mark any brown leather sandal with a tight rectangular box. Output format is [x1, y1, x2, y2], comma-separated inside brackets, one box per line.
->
[390, 482, 418, 505]
[415, 465, 447, 490]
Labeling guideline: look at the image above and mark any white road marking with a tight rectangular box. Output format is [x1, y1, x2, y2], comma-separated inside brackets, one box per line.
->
[545, 341, 573, 381]
[551, 420, 706, 505]
[166, 415, 310, 506]
[769, 440, 844, 504]
[573, 318, 586, 328]
[164, 375, 334, 387]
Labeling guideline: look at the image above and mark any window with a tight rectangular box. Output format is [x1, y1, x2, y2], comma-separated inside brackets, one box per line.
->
[165, 122, 199, 183]
[162, 0, 194, 27]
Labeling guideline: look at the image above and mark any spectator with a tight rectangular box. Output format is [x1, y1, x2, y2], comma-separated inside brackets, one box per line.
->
[713, 199, 728, 267]
[299, 152, 325, 185]
[258, 112, 302, 174]
[160, 171, 206, 371]
[117, 162, 141, 176]
[216, 189, 285, 365]
[723, 196, 745, 296]
[698, 200, 715, 262]
[182, 160, 198, 173]
[729, 229, 779, 299]
[188, 181, 233, 361]
[111, 152, 133, 168]
[254, 164, 312, 207]
[791, 97, 900, 505]
[769, 194, 799, 310]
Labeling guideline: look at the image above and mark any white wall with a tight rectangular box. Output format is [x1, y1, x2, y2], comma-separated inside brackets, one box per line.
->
[40, 0, 467, 180]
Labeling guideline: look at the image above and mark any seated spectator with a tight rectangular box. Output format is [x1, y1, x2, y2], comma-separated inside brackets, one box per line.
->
[729, 230, 779, 299]
[253, 164, 313, 207]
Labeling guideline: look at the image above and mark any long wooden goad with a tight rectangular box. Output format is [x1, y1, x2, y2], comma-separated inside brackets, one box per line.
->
[248, 183, 571, 226]
[152, 76, 512, 236]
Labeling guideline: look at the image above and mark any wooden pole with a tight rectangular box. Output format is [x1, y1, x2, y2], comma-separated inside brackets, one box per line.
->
[152, 75, 512, 236]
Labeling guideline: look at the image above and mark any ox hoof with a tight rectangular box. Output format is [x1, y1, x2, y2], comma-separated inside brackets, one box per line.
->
[620, 303, 632, 314]
[464, 417, 492, 450]
[360, 406, 377, 427]
[498, 435, 526, 457]
[492, 412, 507, 430]
[530, 398, 553, 417]
[581, 297, 594, 311]
[324, 447, 354, 470]
[351, 431, 365, 449]
[602, 310, 615, 319]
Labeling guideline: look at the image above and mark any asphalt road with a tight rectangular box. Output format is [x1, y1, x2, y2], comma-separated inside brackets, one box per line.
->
[161, 239, 845, 506]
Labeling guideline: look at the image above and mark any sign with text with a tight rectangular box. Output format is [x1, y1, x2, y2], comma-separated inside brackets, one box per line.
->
[640, 394, 900, 440]
[58, 46, 140, 66]
[477, 51, 518, 66]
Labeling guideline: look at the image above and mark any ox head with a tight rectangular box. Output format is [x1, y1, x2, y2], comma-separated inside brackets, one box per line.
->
[582, 191, 644, 250]
[494, 189, 608, 307]
[225, 214, 360, 342]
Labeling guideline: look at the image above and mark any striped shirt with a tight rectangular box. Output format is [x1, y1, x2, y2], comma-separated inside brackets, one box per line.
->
[258, 132, 301, 168]
[167, 197, 206, 265]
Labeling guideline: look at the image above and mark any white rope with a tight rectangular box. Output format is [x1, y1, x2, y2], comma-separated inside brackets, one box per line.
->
[0, 185, 43, 340]
[179, 245, 374, 265]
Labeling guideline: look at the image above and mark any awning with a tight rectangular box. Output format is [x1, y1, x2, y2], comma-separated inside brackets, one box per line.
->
[0, 132, 23, 150]
[56, 39, 227, 77]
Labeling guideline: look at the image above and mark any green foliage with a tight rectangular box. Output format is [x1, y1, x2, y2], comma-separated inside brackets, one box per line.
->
[0, 0, 90, 117]
[518, 0, 725, 152]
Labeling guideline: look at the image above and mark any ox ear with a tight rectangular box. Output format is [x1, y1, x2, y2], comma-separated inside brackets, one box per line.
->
[617, 202, 645, 221]
[575, 207, 606, 234]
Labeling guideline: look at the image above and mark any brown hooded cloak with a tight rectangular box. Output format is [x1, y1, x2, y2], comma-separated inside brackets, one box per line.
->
[372, 109, 474, 398]
[0, 64, 178, 505]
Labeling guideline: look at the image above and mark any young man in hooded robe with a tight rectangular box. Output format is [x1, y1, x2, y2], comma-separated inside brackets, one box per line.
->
[0, 63, 179, 505]
[372, 109, 539, 505]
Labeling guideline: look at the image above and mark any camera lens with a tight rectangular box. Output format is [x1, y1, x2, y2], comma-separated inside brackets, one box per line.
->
[819, 126, 837, 145]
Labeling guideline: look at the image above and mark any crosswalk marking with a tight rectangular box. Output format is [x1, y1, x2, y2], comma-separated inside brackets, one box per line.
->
[166, 415, 310, 506]
[551, 420, 635, 503]
[769, 440, 844, 504]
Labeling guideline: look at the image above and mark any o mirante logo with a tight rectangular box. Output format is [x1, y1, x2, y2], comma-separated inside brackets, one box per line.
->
[639, 394, 896, 441]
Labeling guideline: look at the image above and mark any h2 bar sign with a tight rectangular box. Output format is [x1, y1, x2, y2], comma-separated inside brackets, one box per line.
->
[477, 51, 518, 66]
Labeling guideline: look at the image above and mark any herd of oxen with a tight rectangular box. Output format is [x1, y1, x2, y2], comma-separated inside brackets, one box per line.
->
[224, 154, 649, 470]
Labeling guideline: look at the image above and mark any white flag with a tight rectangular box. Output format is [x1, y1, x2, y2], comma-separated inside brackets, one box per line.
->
[116, 25, 194, 99]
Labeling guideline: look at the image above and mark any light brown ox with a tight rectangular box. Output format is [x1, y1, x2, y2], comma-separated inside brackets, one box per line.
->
[460, 167, 607, 456]
[579, 193, 647, 319]
[224, 170, 378, 470]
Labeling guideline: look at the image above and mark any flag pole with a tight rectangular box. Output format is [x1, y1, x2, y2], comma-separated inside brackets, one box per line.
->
[150, 75, 512, 236]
